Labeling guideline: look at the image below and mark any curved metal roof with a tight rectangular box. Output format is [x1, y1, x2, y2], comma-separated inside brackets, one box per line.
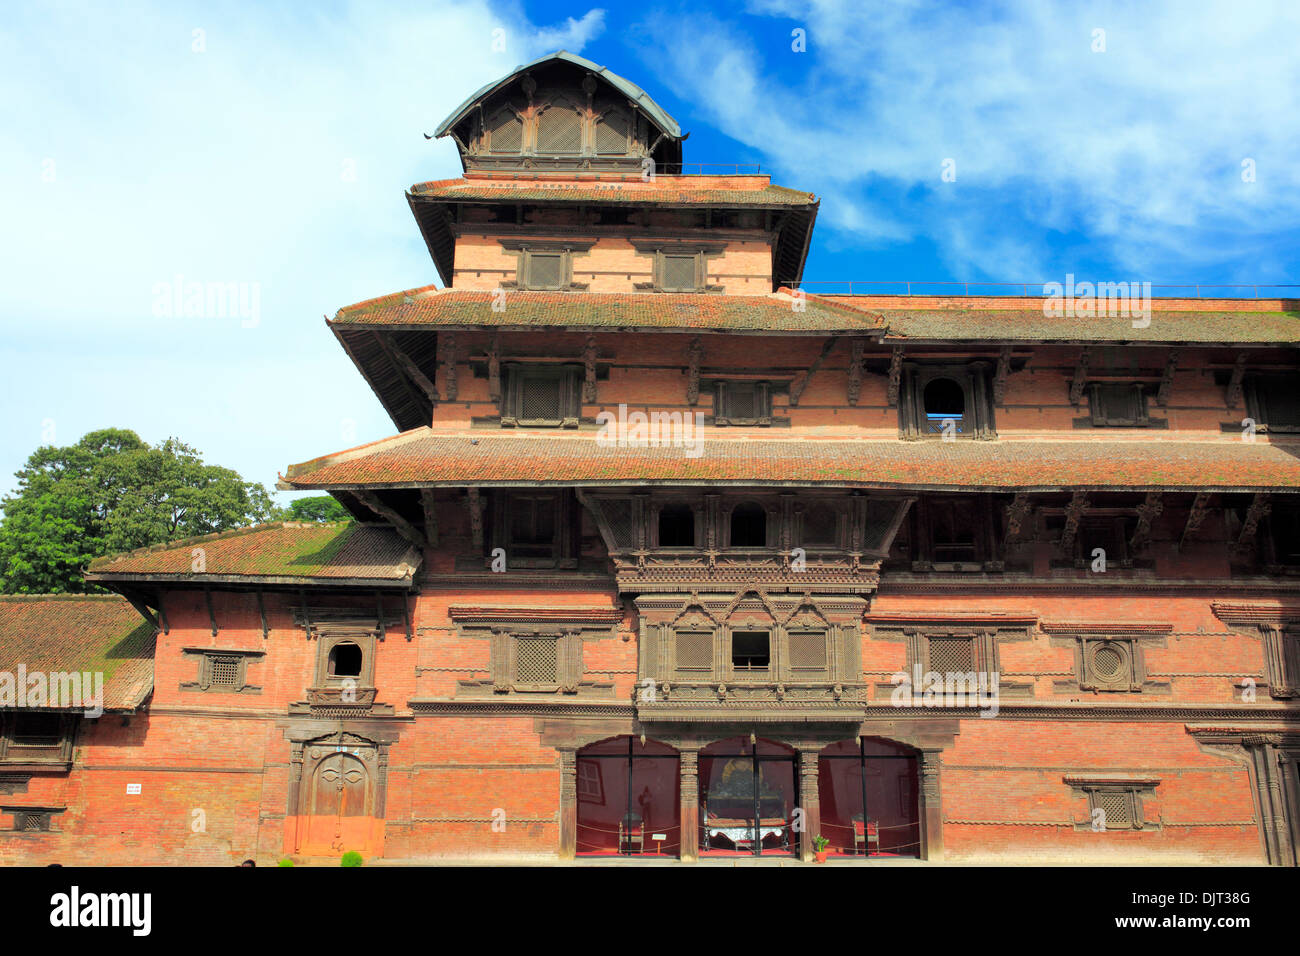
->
[433, 50, 682, 140]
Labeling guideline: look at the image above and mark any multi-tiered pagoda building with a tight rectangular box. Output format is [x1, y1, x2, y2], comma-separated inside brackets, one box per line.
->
[4, 52, 1299, 865]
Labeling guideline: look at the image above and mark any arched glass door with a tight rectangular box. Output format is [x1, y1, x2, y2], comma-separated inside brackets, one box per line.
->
[699, 737, 798, 856]
[575, 736, 680, 857]
[818, 737, 921, 858]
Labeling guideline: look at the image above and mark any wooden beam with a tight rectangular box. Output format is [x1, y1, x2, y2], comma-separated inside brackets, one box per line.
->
[1060, 491, 1089, 552]
[993, 346, 1012, 407]
[1004, 493, 1033, 546]
[1226, 352, 1248, 409]
[1069, 348, 1091, 406]
[402, 592, 413, 642]
[487, 332, 502, 403]
[204, 587, 218, 637]
[1156, 349, 1178, 407]
[419, 488, 440, 547]
[354, 490, 426, 551]
[376, 333, 438, 405]
[886, 346, 904, 407]
[376, 590, 386, 642]
[1234, 492, 1270, 556]
[583, 335, 598, 404]
[686, 336, 703, 405]
[789, 337, 838, 407]
[440, 332, 459, 401]
[847, 338, 865, 406]
[1178, 491, 1212, 552]
[467, 487, 484, 552]
[121, 590, 161, 632]
[1130, 491, 1163, 554]
[257, 589, 269, 639]
[369, 332, 426, 420]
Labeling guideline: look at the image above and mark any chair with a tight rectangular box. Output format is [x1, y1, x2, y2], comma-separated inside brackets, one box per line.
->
[852, 817, 880, 856]
[619, 812, 644, 855]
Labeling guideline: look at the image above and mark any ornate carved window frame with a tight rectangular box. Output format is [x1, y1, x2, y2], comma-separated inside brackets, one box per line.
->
[0, 712, 78, 766]
[2, 805, 64, 833]
[630, 240, 726, 293]
[496, 239, 593, 292]
[1041, 623, 1172, 696]
[489, 489, 578, 569]
[1080, 382, 1165, 428]
[180, 647, 264, 694]
[449, 605, 621, 698]
[1066, 775, 1161, 831]
[866, 614, 1037, 699]
[899, 362, 997, 440]
[1211, 603, 1300, 699]
[499, 362, 582, 427]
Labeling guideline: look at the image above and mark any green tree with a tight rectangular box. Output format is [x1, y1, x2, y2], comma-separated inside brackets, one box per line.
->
[284, 495, 350, 523]
[0, 428, 276, 593]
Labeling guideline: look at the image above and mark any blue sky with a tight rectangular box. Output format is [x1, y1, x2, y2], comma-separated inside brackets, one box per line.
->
[2, 0, 1298, 502]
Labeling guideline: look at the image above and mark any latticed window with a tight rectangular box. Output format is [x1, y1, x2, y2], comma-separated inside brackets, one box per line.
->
[536, 103, 583, 154]
[1092, 789, 1140, 829]
[714, 381, 773, 423]
[675, 631, 713, 672]
[523, 251, 564, 290]
[502, 365, 580, 426]
[594, 110, 629, 154]
[1089, 383, 1148, 427]
[928, 637, 974, 675]
[788, 632, 828, 670]
[1246, 372, 1300, 430]
[1080, 638, 1137, 690]
[662, 254, 699, 291]
[516, 638, 558, 685]
[802, 505, 839, 548]
[209, 655, 240, 686]
[485, 109, 522, 153]
[18, 811, 50, 832]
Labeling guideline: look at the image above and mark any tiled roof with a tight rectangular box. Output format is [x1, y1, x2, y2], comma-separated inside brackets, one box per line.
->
[86, 522, 420, 585]
[835, 295, 1300, 344]
[282, 430, 1300, 493]
[331, 288, 882, 333]
[408, 175, 816, 207]
[0, 595, 156, 711]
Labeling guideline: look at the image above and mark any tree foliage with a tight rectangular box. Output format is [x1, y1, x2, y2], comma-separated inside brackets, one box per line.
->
[0, 428, 276, 593]
[284, 495, 350, 523]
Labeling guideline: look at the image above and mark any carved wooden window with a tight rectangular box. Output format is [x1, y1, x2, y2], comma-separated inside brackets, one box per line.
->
[189, 650, 261, 694]
[1088, 383, 1149, 427]
[594, 109, 630, 154]
[801, 504, 839, 548]
[900, 364, 996, 439]
[501, 364, 581, 426]
[1075, 516, 1132, 569]
[1245, 372, 1300, 432]
[514, 637, 559, 687]
[712, 380, 777, 425]
[5, 809, 53, 832]
[908, 496, 996, 571]
[1079, 638, 1139, 691]
[731, 631, 771, 676]
[930, 499, 977, 564]
[674, 630, 714, 674]
[729, 502, 768, 548]
[484, 108, 523, 154]
[1083, 787, 1148, 830]
[9, 713, 62, 747]
[313, 629, 377, 690]
[490, 490, 577, 568]
[634, 245, 724, 293]
[1263, 500, 1300, 568]
[657, 503, 696, 548]
[787, 631, 829, 671]
[327, 642, 363, 679]
[927, 637, 974, 675]
[536, 100, 583, 154]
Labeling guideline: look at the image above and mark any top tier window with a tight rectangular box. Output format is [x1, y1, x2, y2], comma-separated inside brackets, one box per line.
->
[535, 101, 583, 154]
[1245, 372, 1300, 432]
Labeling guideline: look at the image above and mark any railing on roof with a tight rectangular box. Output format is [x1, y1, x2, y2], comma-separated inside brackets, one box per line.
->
[788, 281, 1300, 299]
[655, 163, 763, 175]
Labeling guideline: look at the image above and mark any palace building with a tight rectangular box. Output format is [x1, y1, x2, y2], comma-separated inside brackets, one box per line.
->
[3, 51, 1299, 865]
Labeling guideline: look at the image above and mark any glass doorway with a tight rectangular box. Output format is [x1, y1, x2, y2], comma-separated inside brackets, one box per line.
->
[818, 737, 921, 858]
[699, 737, 798, 856]
[575, 736, 680, 857]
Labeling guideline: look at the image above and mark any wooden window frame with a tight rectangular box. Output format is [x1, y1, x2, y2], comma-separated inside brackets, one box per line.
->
[1244, 372, 1300, 433]
[899, 362, 996, 440]
[1087, 382, 1152, 427]
[489, 628, 584, 694]
[728, 629, 773, 680]
[708, 380, 789, 426]
[500, 363, 582, 427]
[1077, 637, 1143, 692]
[630, 241, 726, 294]
[180, 647, 264, 695]
[489, 489, 578, 569]
[0, 712, 77, 765]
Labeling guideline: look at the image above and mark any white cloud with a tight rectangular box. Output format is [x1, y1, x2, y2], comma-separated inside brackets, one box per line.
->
[632, 0, 1300, 279]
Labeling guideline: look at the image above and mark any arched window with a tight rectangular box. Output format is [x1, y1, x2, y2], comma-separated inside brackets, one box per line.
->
[536, 100, 583, 154]
[328, 642, 363, 679]
[923, 377, 966, 433]
[658, 504, 695, 547]
[730, 502, 767, 548]
[484, 109, 522, 154]
[594, 109, 630, 154]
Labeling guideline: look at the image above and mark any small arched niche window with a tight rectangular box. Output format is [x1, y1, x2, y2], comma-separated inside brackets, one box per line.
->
[802, 504, 838, 548]
[328, 642, 363, 679]
[730, 502, 767, 548]
[923, 378, 966, 433]
[658, 504, 695, 548]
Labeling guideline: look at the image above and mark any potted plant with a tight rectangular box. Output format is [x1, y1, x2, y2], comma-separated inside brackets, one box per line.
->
[340, 851, 364, 867]
[812, 835, 830, 863]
